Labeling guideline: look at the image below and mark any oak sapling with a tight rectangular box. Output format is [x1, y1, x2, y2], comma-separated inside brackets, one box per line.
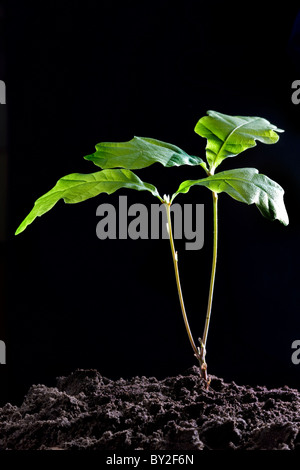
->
[15, 110, 289, 385]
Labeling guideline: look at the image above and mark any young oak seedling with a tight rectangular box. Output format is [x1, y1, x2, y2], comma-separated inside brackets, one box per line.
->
[15, 110, 289, 385]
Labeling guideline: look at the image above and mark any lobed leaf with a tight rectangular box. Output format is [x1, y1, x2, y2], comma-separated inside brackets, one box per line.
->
[173, 167, 289, 225]
[15, 169, 161, 235]
[84, 136, 205, 170]
[194, 110, 284, 171]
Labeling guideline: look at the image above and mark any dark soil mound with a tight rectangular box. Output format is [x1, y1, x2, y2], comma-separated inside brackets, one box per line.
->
[0, 366, 300, 450]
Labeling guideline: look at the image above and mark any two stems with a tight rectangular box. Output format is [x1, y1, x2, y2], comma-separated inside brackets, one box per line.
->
[164, 191, 218, 383]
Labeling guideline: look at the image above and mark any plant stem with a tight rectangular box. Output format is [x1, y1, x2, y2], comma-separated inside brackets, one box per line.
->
[202, 191, 218, 349]
[164, 202, 199, 360]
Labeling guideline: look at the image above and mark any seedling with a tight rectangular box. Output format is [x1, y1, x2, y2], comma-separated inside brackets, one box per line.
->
[15, 110, 289, 384]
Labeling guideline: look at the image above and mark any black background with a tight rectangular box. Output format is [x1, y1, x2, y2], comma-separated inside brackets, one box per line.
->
[0, 1, 300, 405]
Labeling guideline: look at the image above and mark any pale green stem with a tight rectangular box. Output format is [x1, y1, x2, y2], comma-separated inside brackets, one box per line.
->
[164, 203, 199, 360]
[202, 191, 218, 349]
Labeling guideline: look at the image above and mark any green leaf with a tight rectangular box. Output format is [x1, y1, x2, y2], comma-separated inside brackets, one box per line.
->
[15, 169, 162, 235]
[84, 136, 205, 170]
[194, 110, 284, 171]
[173, 167, 289, 226]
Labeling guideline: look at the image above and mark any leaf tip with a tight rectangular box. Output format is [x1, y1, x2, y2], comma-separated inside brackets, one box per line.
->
[282, 213, 289, 227]
[15, 224, 24, 236]
[83, 153, 93, 162]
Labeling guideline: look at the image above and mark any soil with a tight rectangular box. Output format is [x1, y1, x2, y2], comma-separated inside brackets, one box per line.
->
[0, 366, 300, 451]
